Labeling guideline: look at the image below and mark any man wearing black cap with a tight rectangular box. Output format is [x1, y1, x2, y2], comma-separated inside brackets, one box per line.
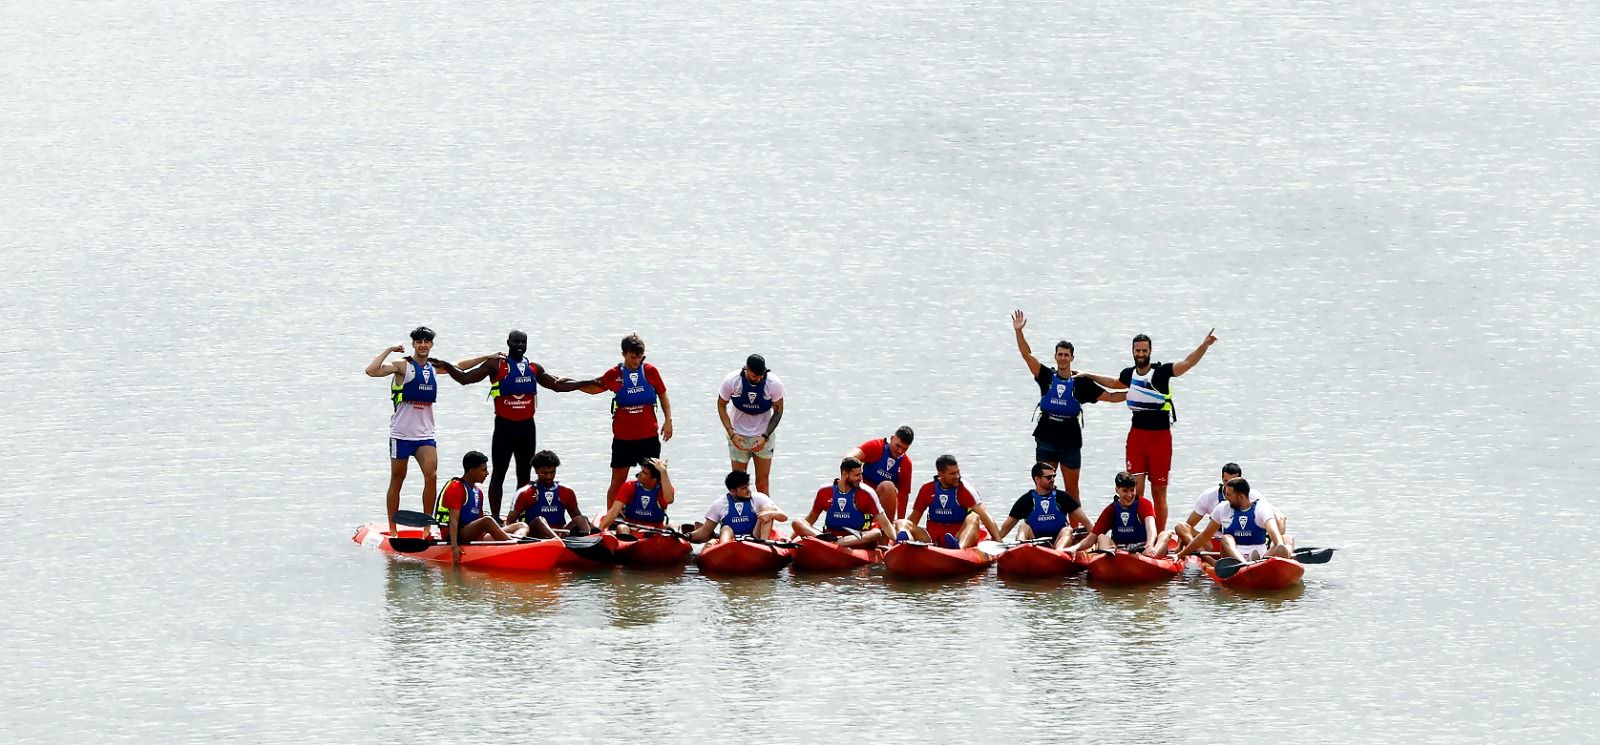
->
[717, 354, 785, 495]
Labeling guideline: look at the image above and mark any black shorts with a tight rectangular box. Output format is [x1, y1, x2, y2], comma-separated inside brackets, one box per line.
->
[1034, 437, 1082, 469]
[492, 417, 538, 476]
[610, 436, 662, 469]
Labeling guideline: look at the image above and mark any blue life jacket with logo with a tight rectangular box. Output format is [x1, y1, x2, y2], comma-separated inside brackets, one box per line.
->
[731, 374, 773, 415]
[824, 482, 874, 533]
[1222, 501, 1268, 545]
[1039, 371, 1082, 419]
[432, 477, 483, 531]
[392, 359, 437, 406]
[525, 482, 570, 525]
[492, 357, 538, 398]
[926, 481, 970, 526]
[721, 494, 759, 537]
[1025, 489, 1068, 538]
[614, 364, 658, 409]
[1110, 499, 1148, 547]
[863, 439, 902, 487]
[622, 482, 666, 524]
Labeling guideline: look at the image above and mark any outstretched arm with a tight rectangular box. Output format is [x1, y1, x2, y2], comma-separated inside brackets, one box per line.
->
[1078, 371, 1126, 390]
[451, 353, 499, 385]
[432, 358, 472, 384]
[537, 369, 598, 392]
[1171, 328, 1217, 377]
[1012, 310, 1043, 377]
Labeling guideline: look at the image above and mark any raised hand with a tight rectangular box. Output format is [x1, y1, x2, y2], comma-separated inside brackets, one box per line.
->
[1202, 328, 1217, 346]
[388, 344, 406, 354]
[1012, 309, 1027, 331]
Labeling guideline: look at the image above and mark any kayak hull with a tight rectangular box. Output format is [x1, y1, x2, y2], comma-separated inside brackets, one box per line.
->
[613, 532, 693, 568]
[1084, 551, 1184, 584]
[556, 532, 622, 570]
[997, 544, 1086, 578]
[1204, 556, 1305, 590]
[883, 543, 994, 580]
[695, 540, 794, 575]
[790, 537, 884, 572]
[353, 523, 563, 571]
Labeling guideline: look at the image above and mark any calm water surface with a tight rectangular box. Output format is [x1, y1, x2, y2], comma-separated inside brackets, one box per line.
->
[3, 0, 1597, 742]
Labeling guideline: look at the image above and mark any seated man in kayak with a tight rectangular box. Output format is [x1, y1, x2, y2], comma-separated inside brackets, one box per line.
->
[1174, 462, 1287, 549]
[1174, 477, 1294, 564]
[994, 462, 1093, 549]
[686, 470, 789, 545]
[846, 426, 915, 520]
[434, 450, 525, 564]
[596, 457, 676, 534]
[790, 457, 897, 549]
[894, 454, 1003, 550]
[506, 450, 597, 539]
[1064, 471, 1174, 557]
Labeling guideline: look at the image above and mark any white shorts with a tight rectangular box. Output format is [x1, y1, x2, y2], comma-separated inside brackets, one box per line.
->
[1230, 543, 1269, 561]
[729, 433, 776, 463]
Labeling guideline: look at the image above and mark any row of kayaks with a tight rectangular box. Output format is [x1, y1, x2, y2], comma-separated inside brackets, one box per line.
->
[353, 523, 1307, 590]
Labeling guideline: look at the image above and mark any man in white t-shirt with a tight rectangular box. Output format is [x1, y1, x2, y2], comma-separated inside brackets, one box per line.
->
[1175, 463, 1288, 549]
[1174, 478, 1294, 563]
[716, 354, 785, 495]
[686, 470, 789, 544]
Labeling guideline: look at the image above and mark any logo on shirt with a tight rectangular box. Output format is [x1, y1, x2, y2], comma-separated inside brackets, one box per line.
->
[518, 361, 527, 375]
[1120, 512, 1131, 526]
[836, 497, 848, 512]
[734, 502, 745, 515]
[1041, 499, 1052, 513]
[543, 492, 555, 505]
[629, 372, 639, 385]
[1056, 384, 1066, 397]
[938, 494, 949, 509]
[746, 392, 757, 404]
[640, 494, 651, 506]
[1237, 515, 1249, 529]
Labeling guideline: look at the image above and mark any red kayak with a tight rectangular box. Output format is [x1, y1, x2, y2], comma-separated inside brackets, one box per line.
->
[790, 537, 884, 572]
[883, 543, 994, 580]
[555, 532, 622, 570]
[695, 539, 794, 575]
[612, 532, 693, 568]
[996, 544, 1087, 578]
[1203, 556, 1305, 590]
[352, 523, 563, 571]
[1083, 551, 1184, 584]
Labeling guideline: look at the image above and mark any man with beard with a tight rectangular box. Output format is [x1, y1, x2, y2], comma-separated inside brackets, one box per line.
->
[790, 457, 898, 550]
[454, 330, 598, 521]
[1078, 329, 1217, 530]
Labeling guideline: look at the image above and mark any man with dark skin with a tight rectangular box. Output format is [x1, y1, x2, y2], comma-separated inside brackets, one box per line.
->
[1077, 329, 1217, 531]
[365, 326, 478, 536]
[453, 330, 598, 521]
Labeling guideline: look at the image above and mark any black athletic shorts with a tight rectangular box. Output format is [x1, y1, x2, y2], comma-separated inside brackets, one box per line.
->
[492, 417, 538, 477]
[610, 436, 662, 469]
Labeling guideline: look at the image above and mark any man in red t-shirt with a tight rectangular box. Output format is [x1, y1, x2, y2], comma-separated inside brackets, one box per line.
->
[583, 334, 674, 507]
[505, 450, 596, 538]
[435, 450, 520, 564]
[846, 426, 915, 520]
[454, 330, 598, 521]
[895, 454, 1003, 550]
[790, 457, 897, 549]
[1064, 471, 1174, 558]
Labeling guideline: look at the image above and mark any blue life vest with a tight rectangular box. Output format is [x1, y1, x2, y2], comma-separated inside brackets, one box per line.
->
[731, 374, 774, 415]
[720, 494, 760, 537]
[1109, 499, 1148, 546]
[1222, 501, 1268, 545]
[613, 364, 658, 409]
[925, 481, 970, 526]
[392, 359, 437, 406]
[432, 477, 483, 530]
[492, 357, 538, 398]
[863, 439, 903, 487]
[1038, 371, 1082, 419]
[824, 482, 874, 533]
[1024, 489, 1068, 538]
[622, 482, 667, 524]
[524, 482, 571, 525]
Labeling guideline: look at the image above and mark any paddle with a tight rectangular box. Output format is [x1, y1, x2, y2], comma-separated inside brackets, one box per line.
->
[617, 520, 691, 539]
[1212, 547, 1335, 578]
[734, 534, 801, 549]
[393, 509, 437, 528]
[1293, 547, 1336, 564]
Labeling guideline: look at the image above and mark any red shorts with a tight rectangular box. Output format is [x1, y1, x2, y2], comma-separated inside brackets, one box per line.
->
[1125, 428, 1173, 486]
[927, 522, 963, 544]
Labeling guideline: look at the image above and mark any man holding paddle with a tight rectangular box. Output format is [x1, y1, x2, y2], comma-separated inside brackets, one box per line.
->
[596, 458, 677, 533]
[434, 451, 523, 564]
[994, 462, 1093, 549]
[1064, 471, 1175, 558]
[791, 457, 898, 550]
[1173, 477, 1294, 564]
[686, 470, 789, 544]
[1077, 328, 1218, 531]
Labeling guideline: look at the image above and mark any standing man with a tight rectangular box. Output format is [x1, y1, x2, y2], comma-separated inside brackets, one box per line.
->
[365, 326, 474, 535]
[846, 426, 915, 520]
[452, 330, 598, 521]
[716, 354, 785, 496]
[1010, 310, 1122, 502]
[1078, 329, 1218, 530]
[583, 334, 673, 507]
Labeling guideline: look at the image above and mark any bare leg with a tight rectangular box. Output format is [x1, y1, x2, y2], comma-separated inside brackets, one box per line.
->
[605, 467, 628, 507]
[503, 522, 530, 538]
[876, 482, 901, 521]
[1096, 534, 1115, 551]
[1019, 524, 1036, 541]
[1151, 483, 1169, 531]
[565, 514, 596, 536]
[386, 458, 408, 534]
[958, 513, 982, 548]
[1061, 466, 1080, 504]
[717, 524, 735, 544]
[790, 518, 819, 538]
[839, 528, 887, 549]
[415, 446, 439, 515]
[1175, 521, 1197, 546]
[755, 513, 776, 540]
[1149, 530, 1174, 557]
[753, 455, 774, 496]
[527, 517, 559, 539]
[1218, 535, 1245, 562]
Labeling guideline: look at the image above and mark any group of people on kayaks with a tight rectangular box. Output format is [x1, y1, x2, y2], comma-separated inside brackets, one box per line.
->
[363, 312, 1318, 582]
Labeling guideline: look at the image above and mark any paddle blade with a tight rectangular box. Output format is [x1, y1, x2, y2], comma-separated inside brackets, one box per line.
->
[1212, 557, 1245, 578]
[563, 535, 616, 563]
[387, 537, 434, 553]
[975, 540, 1007, 558]
[1294, 547, 1335, 564]
[393, 510, 437, 528]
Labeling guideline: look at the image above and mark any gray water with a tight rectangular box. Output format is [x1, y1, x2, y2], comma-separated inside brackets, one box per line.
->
[4, 1, 1597, 742]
